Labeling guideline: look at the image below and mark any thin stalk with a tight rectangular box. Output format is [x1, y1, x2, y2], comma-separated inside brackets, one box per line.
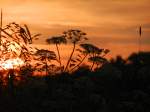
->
[138, 33, 141, 54]
[8, 69, 15, 97]
[64, 43, 76, 72]
[45, 59, 48, 76]
[139, 26, 142, 53]
[0, 28, 13, 38]
[70, 54, 88, 72]
[90, 61, 95, 71]
[0, 9, 2, 46]
[90, 52, 96, 71]
[138, 26, 142, 63]
[95, 53, 107, 69]
[56, 44, 62, 71]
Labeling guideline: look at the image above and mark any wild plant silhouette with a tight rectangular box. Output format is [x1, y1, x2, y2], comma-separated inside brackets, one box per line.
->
[79, 43, 109, 71]
[0, 20, 150, 112]
[44, 29, 108, 73]
[0, 23, 38, 64]
[35, 49, 57, 75]
[46, 36, 67, 72]
[63, 29, 87, 72]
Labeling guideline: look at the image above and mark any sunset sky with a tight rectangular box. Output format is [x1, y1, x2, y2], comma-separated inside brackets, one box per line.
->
[0, 0, 150, 58]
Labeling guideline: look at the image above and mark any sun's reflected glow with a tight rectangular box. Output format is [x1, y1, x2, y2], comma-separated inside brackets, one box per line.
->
[0, 58, 24, 70]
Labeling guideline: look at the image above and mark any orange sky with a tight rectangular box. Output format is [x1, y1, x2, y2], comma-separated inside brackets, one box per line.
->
[0, 0, 150, 58]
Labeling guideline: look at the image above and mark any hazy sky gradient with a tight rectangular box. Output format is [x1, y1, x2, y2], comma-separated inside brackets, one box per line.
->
[0, 0, 150, 58]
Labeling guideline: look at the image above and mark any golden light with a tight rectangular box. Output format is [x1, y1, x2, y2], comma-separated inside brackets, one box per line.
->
[0, 21, 33, 72]
[0, 38, 25, 71]
[0, 58, 24, 70]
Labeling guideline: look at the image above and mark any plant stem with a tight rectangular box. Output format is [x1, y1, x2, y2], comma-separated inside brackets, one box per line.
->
[64, 43, 76, 72]
[0, 9, 2, 46]
[90, 62, 95, 71]
[70, 54, 88, 72]
[90, 53, 96, 71]
[56, 44, 62, 72]
[45, 59, 48, 76]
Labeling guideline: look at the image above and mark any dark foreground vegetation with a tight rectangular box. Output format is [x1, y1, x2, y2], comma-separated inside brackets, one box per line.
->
[0, 52, 150, 112]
